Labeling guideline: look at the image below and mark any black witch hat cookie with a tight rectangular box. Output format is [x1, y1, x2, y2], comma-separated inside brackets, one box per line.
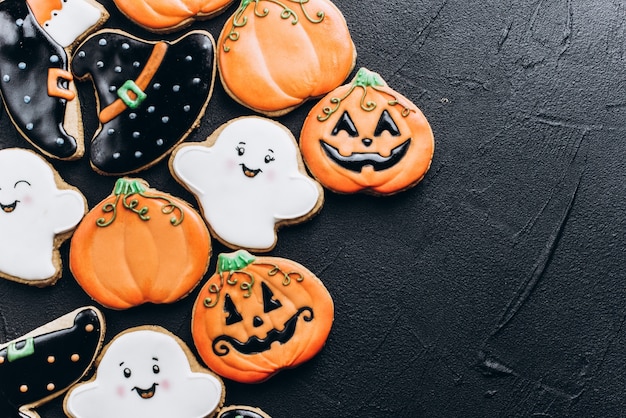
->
[0, 306, 105, 418]
[0, 0, 108, 160]
[72, 29, 216, 175]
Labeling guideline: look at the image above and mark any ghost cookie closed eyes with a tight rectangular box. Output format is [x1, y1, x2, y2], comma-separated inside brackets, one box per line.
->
[64, 326, 225, 418]
[171, 116, 323, 252]
[0, 148, 86, 286]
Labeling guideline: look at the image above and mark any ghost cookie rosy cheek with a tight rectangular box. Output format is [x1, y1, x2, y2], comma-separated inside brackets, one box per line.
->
[0, 148, 86, 286]
[64, 326, 225, 418]
[71, 29, 216, 175]
[170, 116, 324, 252]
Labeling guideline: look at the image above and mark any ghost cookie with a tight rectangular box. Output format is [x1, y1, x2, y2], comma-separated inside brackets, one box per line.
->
[64, 326, 225, 418]
[300, 68, 435, 195]
[0, 148, 86, 286]
[71, 29, 216, 175]
[192, 250, 334, 383]
[112, 0, 235, 33]
[217, 0, 356, 116]
[70, 178, 211, 309]
[0, 0, 107, 160]
[0, 306, 105, 418]
[218, 405, 271, 418]
[171, 116, 323, 252]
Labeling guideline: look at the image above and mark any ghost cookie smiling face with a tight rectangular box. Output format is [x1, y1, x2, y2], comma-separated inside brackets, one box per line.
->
[0, 148, 86, 286]
[171, 116, 323, 252]
[64, 327, 225, 418]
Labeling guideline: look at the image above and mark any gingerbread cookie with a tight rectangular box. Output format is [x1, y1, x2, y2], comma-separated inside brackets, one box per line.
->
[192, 250, 334, 383]
[0, 0, 107, 160]
[64, 326, 225, 418]
[171, 116, 323, 252]
[112, 0, 235, 33]
[217, 0, 356, 116]
[218, 405, 271, 418]
[0, 306, 105, 418]
[69, 178, 211, 309]
[71, 29, 216, 174]
[0, 148, 86, 286]
[300, 68, 435, 195]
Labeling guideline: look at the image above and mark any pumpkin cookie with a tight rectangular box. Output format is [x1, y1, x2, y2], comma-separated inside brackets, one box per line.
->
[112, 0, 235, 33]
[0, 148, 86, 286]
[71, 29, 216, 175]
[0, 307, 105, 418]
[170, 116, 323, 252]
[217, 0, 356, 116]
[300, 68, 435, 195]
[192, 250, 334, 383]
[69, 178, 211, 310]
[64, 326, 225, 418]
[0, 0, 108, 160]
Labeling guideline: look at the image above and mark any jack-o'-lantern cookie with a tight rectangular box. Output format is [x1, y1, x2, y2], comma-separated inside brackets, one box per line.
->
[0, 0, 108, 160]
[0, 148, 87, 286]
[64, 326, 225, 418]
[69, 178, 211, 309]
[192, 250, 334, 383]
[300, 68, 435, 195]
[171, 116, 323, 252]
[113, 0, 235, 33]
[71, 29, 216, 175]
[0, 306, 105, 418]
[217, 0, 356, 116]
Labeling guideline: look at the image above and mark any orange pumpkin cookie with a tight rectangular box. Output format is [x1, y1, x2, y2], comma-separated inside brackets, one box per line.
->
[70, 178, 211, 310]
[112, 0, 235, 33]
[192, 250, 334, 383]
[217, 0, 357, 116]
[300, 68, 435, 195]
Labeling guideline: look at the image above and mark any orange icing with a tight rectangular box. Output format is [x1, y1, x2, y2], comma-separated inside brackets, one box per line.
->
[26, 0, 62, 25]
[217, 0, 356, 115]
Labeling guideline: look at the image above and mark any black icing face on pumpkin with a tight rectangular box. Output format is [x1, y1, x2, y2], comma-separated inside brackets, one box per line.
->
[212, 282, 313, 356]
[319, 110, 411, 173]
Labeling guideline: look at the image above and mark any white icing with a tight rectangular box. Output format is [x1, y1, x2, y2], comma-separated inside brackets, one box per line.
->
[41, 0, 103, 47]
[172, 117, 321, 250]
[0, 149, 85, 281]
[66, 330, 223, 418]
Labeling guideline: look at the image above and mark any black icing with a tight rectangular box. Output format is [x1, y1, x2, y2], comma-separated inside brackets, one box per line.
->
[0, 0, 77, 159]
[212, 307, 314, 356]
[320, 138, 411, 172]
[72, 30, 215, 174]
[0, 308, 102, 417]
[219, 408, 266, 418]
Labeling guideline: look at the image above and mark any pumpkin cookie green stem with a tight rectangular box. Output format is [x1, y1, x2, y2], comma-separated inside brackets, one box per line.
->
[318, 68, 415, 121]
[218, 250, 257, 273]
[96, 178, 184, 227]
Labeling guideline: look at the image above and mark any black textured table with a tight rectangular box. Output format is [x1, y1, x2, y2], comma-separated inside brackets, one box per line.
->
[0, 0, 623, 417]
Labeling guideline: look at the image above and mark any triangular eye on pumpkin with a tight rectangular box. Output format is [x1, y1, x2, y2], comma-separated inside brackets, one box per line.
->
[192, 250, 334, 384]
[224, 294, 243, 326]
[300, 67, 435, 196]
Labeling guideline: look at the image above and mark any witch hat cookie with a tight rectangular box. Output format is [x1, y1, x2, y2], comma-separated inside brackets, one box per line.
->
[0, 0, 107, 160]
[72, 29, 216, 175]
[0, 307, 105, 418]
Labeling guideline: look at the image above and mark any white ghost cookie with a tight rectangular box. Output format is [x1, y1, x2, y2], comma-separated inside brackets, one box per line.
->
[0, 148, 86, 286]
[64, 326, 225, 418]
[170, 116, 323, 252]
